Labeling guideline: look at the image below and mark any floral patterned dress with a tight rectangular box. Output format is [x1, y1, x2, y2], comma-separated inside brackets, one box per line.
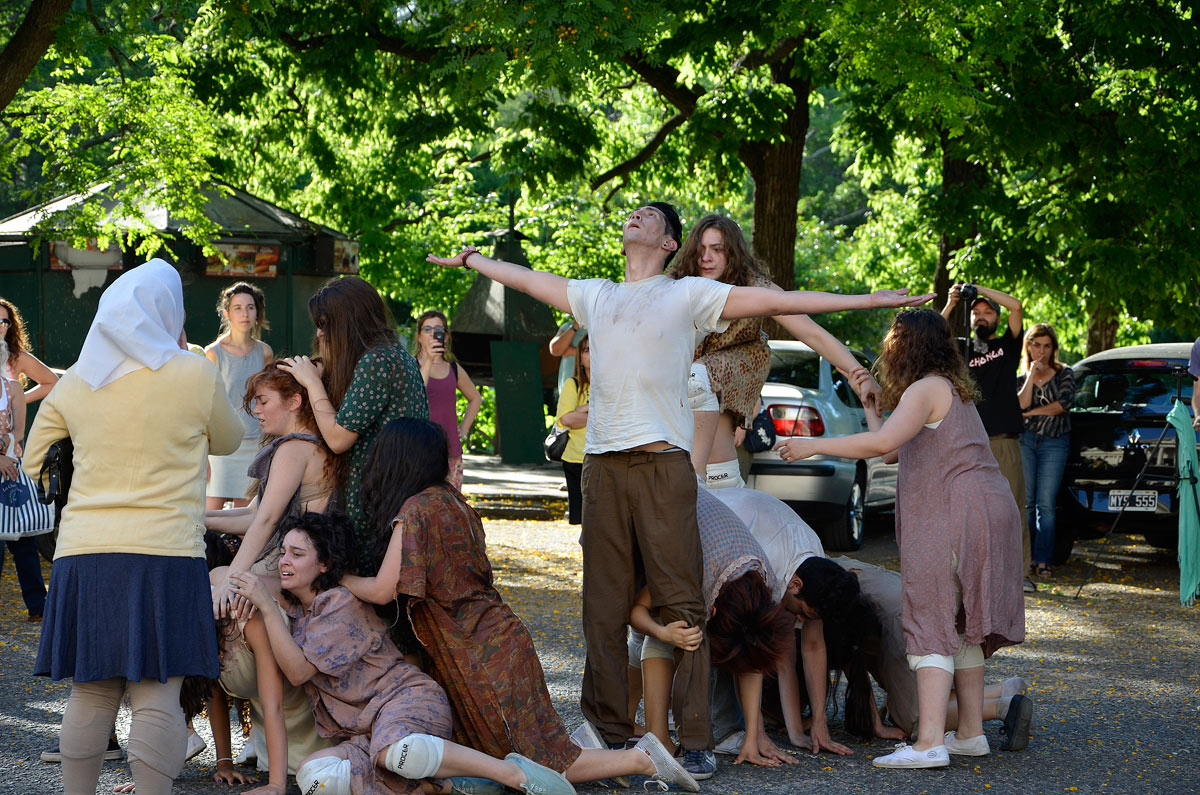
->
[395, 484, 582, 773]
[693, 273, 773, 426]
[287, 587, 452, 795]
[335, 343, 429, 565]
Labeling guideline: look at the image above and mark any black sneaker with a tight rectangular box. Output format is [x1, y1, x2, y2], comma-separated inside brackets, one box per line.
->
[41, 735, 123, 763]
[1000, 694, 1033, 751]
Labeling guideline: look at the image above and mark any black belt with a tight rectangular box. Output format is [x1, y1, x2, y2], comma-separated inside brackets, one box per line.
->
[989, 433, 1019, 440]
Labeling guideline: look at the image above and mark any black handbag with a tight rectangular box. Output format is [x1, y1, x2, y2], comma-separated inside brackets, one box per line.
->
[36, 437, 74, 509]
[742, 408, 777, 454]
[544, 425, 570, 462]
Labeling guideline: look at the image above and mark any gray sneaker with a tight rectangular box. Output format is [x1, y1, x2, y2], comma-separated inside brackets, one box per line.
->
[635, 733, 699, 792]
[679, 748, 717, 781]
[569, 721, 629, 788]
[713, 729, 746, 756]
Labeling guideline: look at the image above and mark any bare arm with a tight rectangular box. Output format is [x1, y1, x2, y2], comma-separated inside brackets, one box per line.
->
[775, 639, 810, 748]
[456, 365, 483, 441]
[799, 618, 851, 755]
[1017, 371, 1035, 410]
[14, 352, 58, 403]
[555, 378, 588, 429]
[977, 285, 1023, 336]
[1193, 377, 1200, 429]
[549, 320, 580, 357]
[245, 615, 292, 792]
[427, 249, 571, 313]
[630, 588, 702, 650]
[276, 356, 358, 454]
[721, 285, 933, 321]
[778, 377, 949, 464]
[11, 381, 25, 448]
[229, 572, 317, 686]
[342, 519, 404, 605]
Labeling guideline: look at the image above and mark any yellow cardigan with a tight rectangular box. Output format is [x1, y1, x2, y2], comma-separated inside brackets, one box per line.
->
[22, 354, 244, 559]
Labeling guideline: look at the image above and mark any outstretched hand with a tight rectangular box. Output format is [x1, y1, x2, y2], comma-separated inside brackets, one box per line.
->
[869, 289, 936, 308]
[426, 246, 478, 269]
[776, 438, 818, 463]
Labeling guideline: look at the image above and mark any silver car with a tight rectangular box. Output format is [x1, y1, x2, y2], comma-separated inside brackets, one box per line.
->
[745, 340, 897, 550]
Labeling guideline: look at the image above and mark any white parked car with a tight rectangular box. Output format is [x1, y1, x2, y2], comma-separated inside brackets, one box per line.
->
[745, 340, 897, 550]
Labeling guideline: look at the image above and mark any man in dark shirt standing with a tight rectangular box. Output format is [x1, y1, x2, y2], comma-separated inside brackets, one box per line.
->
[942, 284, 1035, 593]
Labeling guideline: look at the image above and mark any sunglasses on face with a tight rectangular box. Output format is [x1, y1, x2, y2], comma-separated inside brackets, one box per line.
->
[0, 319, 10, 327]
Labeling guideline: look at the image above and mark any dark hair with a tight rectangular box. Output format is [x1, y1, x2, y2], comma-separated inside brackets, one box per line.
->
[795, 557, 887, 739]
[217, 282, 269, 337]
[1022, 322, 1065, 373]
[413, 309, 455, 362]
[647, 201, 682, 266]
[572, 333, 591, 389]
[277, 512, 358, 603]
[670, 214, 767, 287]
[308, 276, 398, 409]
[708, 571, 794, 675]
[361, 418, 449, 570]
[875, 308, 979, 411]
[0, 297, 30, 373]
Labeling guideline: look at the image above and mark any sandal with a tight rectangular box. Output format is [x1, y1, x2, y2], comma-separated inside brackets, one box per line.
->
[1035, 564, 1051, 577]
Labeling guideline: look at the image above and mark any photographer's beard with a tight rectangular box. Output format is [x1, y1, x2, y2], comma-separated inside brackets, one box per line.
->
[971, 320, 997, 354]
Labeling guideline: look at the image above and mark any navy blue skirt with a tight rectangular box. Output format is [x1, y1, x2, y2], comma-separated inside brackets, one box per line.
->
[35, 553, 219, 683]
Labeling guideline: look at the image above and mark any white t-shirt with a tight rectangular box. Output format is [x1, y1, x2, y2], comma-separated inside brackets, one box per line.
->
[567, 274, 732, 453]
[709, 487, 825, 602]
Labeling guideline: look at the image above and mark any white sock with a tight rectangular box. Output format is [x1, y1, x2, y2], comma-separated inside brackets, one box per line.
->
[705, 459, 744, 489]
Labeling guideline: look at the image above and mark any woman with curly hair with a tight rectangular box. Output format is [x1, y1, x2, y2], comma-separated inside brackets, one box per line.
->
[670, 215, 880, 488]
[230, 512, 578, 795]
[0, 296, 58, 402]
[777, 308, 1024, 769]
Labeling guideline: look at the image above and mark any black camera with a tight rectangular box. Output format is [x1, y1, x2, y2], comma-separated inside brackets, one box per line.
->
[432, 326, 446, 344]
[959, 283, 979, 305]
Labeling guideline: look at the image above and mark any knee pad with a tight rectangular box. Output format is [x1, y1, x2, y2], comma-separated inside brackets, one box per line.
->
[907, 652, 954, 674]
[384, 733, 445, 780]
[296, 756, 350, 795]
[688, 363, 719, 412]
[705, 459, 744, 489]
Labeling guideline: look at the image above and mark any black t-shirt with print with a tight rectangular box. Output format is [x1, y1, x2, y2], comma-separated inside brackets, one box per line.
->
[966, 326, 1024, 436]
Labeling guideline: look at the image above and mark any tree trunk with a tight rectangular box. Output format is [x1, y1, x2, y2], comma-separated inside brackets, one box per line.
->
[739, 65, 811, 339]
[0, 0, 75, 112]
[936, 129, 986, 331]
[1086, 301, 1119, 356]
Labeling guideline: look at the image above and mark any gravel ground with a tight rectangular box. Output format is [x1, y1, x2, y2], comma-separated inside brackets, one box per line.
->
[0, 517, 1194, 794]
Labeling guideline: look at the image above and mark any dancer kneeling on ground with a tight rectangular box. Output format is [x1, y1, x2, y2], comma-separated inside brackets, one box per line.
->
[343, 418, 699, 793]
[229, 511, 577, 795]
[788, 557, 1033, 751]
[209, 360, 337, 617]
[630, 486, 795, 769]
[777, 308, 1025, 769]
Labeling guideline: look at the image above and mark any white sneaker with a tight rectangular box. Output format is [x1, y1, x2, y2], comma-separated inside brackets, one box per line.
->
[714, 729, 746, 756]
[872, 743, 950, 769]
[634, 733, 699, 793]
[943, 731, 990, 756]
[569, 721, 629, 788]
[1002, 676, 1028, 698]
[185, 731, 206, 761]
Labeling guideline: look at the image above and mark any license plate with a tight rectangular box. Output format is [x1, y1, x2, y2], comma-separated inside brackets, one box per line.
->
[1107, 490, 1159, 512]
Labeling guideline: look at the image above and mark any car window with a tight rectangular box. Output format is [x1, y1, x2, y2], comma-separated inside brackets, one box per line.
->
[767, 350, 821, 388]
[832, 367, 862, 408]
[1073, 366, 1193, 415]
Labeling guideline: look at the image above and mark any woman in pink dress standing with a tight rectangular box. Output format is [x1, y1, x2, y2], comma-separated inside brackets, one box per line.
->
[413, 311, 482, 490]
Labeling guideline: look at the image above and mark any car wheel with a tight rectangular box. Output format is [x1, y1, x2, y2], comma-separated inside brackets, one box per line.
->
[1050, 525, 1076, 566]
[822, 472, 865, 551]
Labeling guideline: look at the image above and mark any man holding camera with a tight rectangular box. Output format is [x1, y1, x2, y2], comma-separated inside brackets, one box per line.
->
[942, 284, 1035, 593]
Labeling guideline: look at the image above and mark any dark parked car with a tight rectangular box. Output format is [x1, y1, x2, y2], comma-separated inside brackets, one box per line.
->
[1055, 343, 1195, 563]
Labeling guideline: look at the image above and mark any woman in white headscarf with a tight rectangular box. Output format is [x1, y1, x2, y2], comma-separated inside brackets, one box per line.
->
[22, 259, 244, 795]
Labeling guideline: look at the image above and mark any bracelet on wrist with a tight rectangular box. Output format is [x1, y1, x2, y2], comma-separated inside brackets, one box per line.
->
[216, 757, 234, 764]
[460, 247, 478, 269]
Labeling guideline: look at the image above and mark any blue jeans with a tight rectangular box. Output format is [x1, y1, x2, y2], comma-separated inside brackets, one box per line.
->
[1019, 430, 1070, 567]
[0, 537, 47, 617]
